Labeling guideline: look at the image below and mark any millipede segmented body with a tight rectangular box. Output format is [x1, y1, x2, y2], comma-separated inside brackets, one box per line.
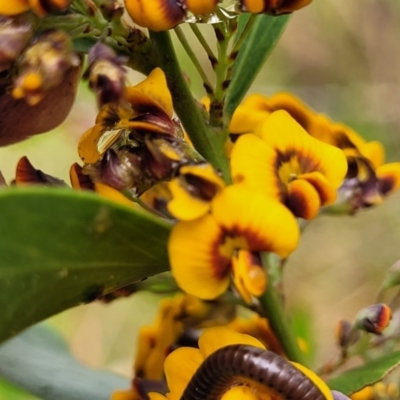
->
[181, 344, 327, 400]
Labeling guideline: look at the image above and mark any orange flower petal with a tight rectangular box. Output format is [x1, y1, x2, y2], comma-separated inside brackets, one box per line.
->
[287, 178, 321, 220]
[0, 0, 30, 15]
[360, 141, 385, 169]
[240, 0, 265, 13]
[230, 133, 282, 200]
[69, 163, 94, 190]
[78, 125, 105, 164]
[94, 183, 140, 209]
[125, 68, 173, 118]
[229, 94, 271, 135]
[148, 393, 168, 400]
[267, 92, 315, 130]
[220, 386, 259, 400]
[240, 0, 312, 14]
[167, 178, 211, 221]
[168, 214, 231, 299]
[112, 388, 143, 400]
[256, 110, 348, 189]
[167, 164, 225, 221]
[164, 347, 204, 399]
[124, 0, 184, 31]
[377, 162, 400, 196]
[212, 185, 299, 258]
[198, 326, 265, 359]
[186, 0, 217, 14]
[299, 171, 337, 206]
[328, 123, 366, 151]
[232, 250, 266, 304]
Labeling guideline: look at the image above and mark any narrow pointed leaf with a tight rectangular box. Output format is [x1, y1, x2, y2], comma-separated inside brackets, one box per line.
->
[224, 14, 290, 122]
[0, 187, 171, 343]
[0, 324, 129, 400]
[327, 351, 400, 395]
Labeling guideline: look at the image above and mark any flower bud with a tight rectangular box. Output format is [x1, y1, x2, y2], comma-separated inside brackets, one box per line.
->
[123, 0, 185, 32]
[0, 64, 81, 146]
[12, 30, 80, 105]
[335, 319, 359, 348]
[355, 303, 392, 335]
[29, 0, 72, 17]
[239, 0, 312, 15]
[99, 149, 137, 190]
[0, 16, 32, 72]
[85, 42, 127, 107]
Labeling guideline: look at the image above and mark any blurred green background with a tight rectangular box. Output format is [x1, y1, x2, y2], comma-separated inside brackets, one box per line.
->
[2, 0, 400, 397]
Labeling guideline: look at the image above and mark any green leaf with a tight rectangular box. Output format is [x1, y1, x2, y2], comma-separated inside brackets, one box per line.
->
[224, 14, 291, 122]
[0, 377, 39, 400]
[327, 351, 400, 395]
[0, 187, 171, 343]
[0, 324, 129, 400]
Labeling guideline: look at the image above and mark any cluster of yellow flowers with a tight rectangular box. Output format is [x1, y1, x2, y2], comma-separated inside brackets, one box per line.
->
[2, 1, 397, 397]
[112, 294, 332, 400]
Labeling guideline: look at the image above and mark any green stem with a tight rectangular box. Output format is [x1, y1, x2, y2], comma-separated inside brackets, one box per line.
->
[260, 253, 307, 365]
[210, 22, 235, 128]
[230, 14, 257, 56]
[174, 26, 214, 94]
[189, 24, 217, 67]
[149, 30, 231, 182]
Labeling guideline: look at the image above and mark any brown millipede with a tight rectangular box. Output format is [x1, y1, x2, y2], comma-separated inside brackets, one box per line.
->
[181, 344, 328, 400]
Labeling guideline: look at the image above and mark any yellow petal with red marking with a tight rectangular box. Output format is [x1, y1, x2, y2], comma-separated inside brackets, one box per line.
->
[169, 214, 231, 299]
[360, 140, 385, 169]
[287, 178, 320, 220]
[231, 250, 266, 304]
[198, 326, 265, 359]
[212, 185, 299, 258]
[95, 183, 140, 209]
[299, 171, 337, 205]
[377, 162, 400, 196]
[125, 68, 173, 119]
[229, 94, 271, 135]
[124, 0, 185, 31]
[167, 164, 225, 220]
[163, 347, 204, 400]
[167, 178, 211, 220]
[266, 92, 321, 136]
[78, 126, 104, 164]
[256, 110, 347, 189]
[230, 133, 281, 200]
[220, 386, 259, 400]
